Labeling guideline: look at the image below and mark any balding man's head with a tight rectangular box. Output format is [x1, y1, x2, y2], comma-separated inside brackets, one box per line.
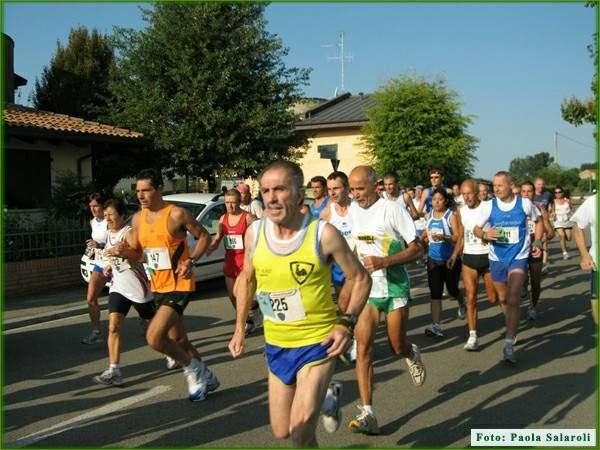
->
[461, 179, 479, 208]
[349, 166, 379, 209]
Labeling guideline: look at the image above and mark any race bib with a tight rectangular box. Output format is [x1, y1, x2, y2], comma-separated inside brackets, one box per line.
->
[144, 247, 171, 270]
[527, 220, 535, 234]
[110, 256, 132, 273]
[94, 248, 107, 266]
[224, 234, 244, 250]
[257, 289, 306, 323]
[465, 229, 482, 246]
[556, 214, 568, 223]
[496, 227, 519, 244]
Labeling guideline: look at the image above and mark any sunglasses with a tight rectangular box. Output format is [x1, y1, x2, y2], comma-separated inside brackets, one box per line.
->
[554, 191, 563, 194]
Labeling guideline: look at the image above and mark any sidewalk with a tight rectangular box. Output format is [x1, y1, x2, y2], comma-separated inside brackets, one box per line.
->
[3, 284, 109, 331]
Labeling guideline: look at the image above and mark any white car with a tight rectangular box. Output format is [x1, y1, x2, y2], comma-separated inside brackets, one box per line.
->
[80, 193, 226, 283]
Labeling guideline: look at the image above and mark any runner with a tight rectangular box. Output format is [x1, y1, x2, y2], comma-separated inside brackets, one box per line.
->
[452, 183, 465, 209]
[455, 179, 497, 351]
[551, 185, 573, 260]
[382, 172, 419, 219]
[93, 198, 155, 387]
[423, 188, 465, 338]
[520, 181, 555, 320]
[571, 193, 597, 324]
[238, 182, 264, 218]
[309, 175, 330, 219]
[473, 171, 543, 364]
[417, 168, 451, 219]
[533, 177, 554, 271]
[412, 185, 427, 238]
[347, 165, 426, 435]
[478, 182, 491, 202]
[228, 161, 371, 447]
[206, 189, 261, 334]
[376, 180, 385, 196]
[119, 168, 219, 401]
[82, 192, 109, 345]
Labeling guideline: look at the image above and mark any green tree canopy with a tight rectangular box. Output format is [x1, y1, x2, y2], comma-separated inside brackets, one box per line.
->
[508, 152, 554, 184]
[561, 2, 596, 129]
[361, 75, 477, 186]
[105, 3, 310, 185]
[31, 27, 114, 120]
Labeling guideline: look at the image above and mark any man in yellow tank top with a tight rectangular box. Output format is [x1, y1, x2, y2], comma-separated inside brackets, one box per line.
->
[112, 168, 218, 402]
[228, 161, 372, 447]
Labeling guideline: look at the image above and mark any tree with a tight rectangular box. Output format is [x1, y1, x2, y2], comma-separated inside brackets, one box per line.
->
[508, 152, 554, 184]
[561, 2, 596, 129]
[31, 27, 114, 120]
[105, 3, 310, 187]
[361, 75, 477, 186]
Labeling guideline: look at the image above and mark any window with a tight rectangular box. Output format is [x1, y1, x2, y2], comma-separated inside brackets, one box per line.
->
[200, 204, 226, 235]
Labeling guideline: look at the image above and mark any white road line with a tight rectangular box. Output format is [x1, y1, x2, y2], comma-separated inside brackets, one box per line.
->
[5, 385, 172, 448]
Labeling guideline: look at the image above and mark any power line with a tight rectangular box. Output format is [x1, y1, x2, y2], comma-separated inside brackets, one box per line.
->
[555, 132, 596, 150]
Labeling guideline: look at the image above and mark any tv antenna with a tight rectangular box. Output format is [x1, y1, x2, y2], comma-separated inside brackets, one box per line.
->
[322, 32, 353, 96]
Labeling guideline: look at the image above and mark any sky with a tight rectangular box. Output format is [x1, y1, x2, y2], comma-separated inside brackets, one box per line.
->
[3, 2, 597, 180]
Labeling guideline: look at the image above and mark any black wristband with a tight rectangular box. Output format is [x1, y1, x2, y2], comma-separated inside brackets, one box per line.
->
[338, 314, 358, 333]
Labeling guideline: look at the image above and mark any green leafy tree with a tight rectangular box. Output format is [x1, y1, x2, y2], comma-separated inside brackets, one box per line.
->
[540, 164, 581, 191]
[31, 27, 114, 120]
[508, 152, 554, 184]
[105, 3, 309, 188]
[561, 2, 596, 129]
[361, 74, 477, 186]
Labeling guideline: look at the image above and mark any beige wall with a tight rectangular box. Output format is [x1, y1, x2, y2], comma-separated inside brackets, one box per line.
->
[296, 127, 372, 184]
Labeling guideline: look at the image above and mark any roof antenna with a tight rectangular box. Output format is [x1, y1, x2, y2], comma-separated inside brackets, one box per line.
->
[322, 32, 353, 97]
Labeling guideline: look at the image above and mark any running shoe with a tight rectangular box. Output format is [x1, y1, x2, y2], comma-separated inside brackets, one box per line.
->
[348, 405, 380, 435]
[463, 336, 479, 351]
[166, 355, 180, 370]
[250, 308, 263, 329]
[503, 343, 517, 364]
[93, 369, 124, 387]
[81, 330, 103, 345]
[321, 380, 343, 433]
[424, 323, 444, 338]
[457, 304, 466, 320]
[185, 365, 208, 402]
[541, 263, 549, 274]
[562, 252, 569, 260]
[202, 366, 221, 393]
[348, 337, 357, 363]
[405, 343, 426, 386]
[527, 307, 537, 321]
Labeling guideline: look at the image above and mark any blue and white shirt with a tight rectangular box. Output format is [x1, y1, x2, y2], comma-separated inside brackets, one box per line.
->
[426, 209, 455, 262]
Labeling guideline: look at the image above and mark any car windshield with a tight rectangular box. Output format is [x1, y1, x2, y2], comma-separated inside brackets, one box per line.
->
[167, 201, 206, 218]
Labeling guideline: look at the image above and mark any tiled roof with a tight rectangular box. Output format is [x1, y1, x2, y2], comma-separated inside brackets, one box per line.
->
[295, 93, 376, 129]
[4, 103, 143, 139]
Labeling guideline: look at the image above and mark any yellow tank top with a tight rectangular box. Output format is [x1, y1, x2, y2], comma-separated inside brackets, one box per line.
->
[252, 218, 336, 347]
[138, 203, 195, 293]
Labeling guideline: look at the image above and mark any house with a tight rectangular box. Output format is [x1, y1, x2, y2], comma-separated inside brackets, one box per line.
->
[294, 92, 375, 182]
[3, 33, 147, 210]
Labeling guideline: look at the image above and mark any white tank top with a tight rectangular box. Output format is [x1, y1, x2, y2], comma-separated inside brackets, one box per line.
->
[460, 201, 490, 255]
[328, 203, 353, 244]
[554, 200, 572, 223]
[105, 225, 152, 303]
[90, 218, 108, 244]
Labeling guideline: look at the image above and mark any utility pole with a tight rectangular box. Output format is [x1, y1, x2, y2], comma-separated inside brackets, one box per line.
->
[554, 131, 558, 165]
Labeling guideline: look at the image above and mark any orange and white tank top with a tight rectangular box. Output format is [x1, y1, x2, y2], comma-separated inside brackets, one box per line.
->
[138, 203, 195, 293]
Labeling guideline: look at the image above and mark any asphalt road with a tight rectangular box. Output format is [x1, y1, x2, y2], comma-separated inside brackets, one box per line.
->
[3, 245, 597, 448]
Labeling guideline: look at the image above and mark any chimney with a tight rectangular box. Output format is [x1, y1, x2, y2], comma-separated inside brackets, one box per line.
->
[3, 34, 27, 104]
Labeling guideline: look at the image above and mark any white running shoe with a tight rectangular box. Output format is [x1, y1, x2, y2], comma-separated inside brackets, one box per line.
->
[348, 405, 380, 435]
[424, 323, 444, 338]
[185, 362, 208, 402]
[93, 369, 124, 387]
[503, 343, 517, 364]
[463, 336, 479, 351]
[405, 343, 426, 386]
[166, 355, 180, 370]
[562, 252, 569, 260]
[457, 304, 466, 320]
[202, 366, 221, 393]
[527, 307, 537, 321]
[321, 380, 343, 433]
[81, 330, 103, 345]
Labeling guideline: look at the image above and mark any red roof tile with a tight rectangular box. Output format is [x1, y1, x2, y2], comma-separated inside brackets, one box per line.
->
[4, 103, 143, 139]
